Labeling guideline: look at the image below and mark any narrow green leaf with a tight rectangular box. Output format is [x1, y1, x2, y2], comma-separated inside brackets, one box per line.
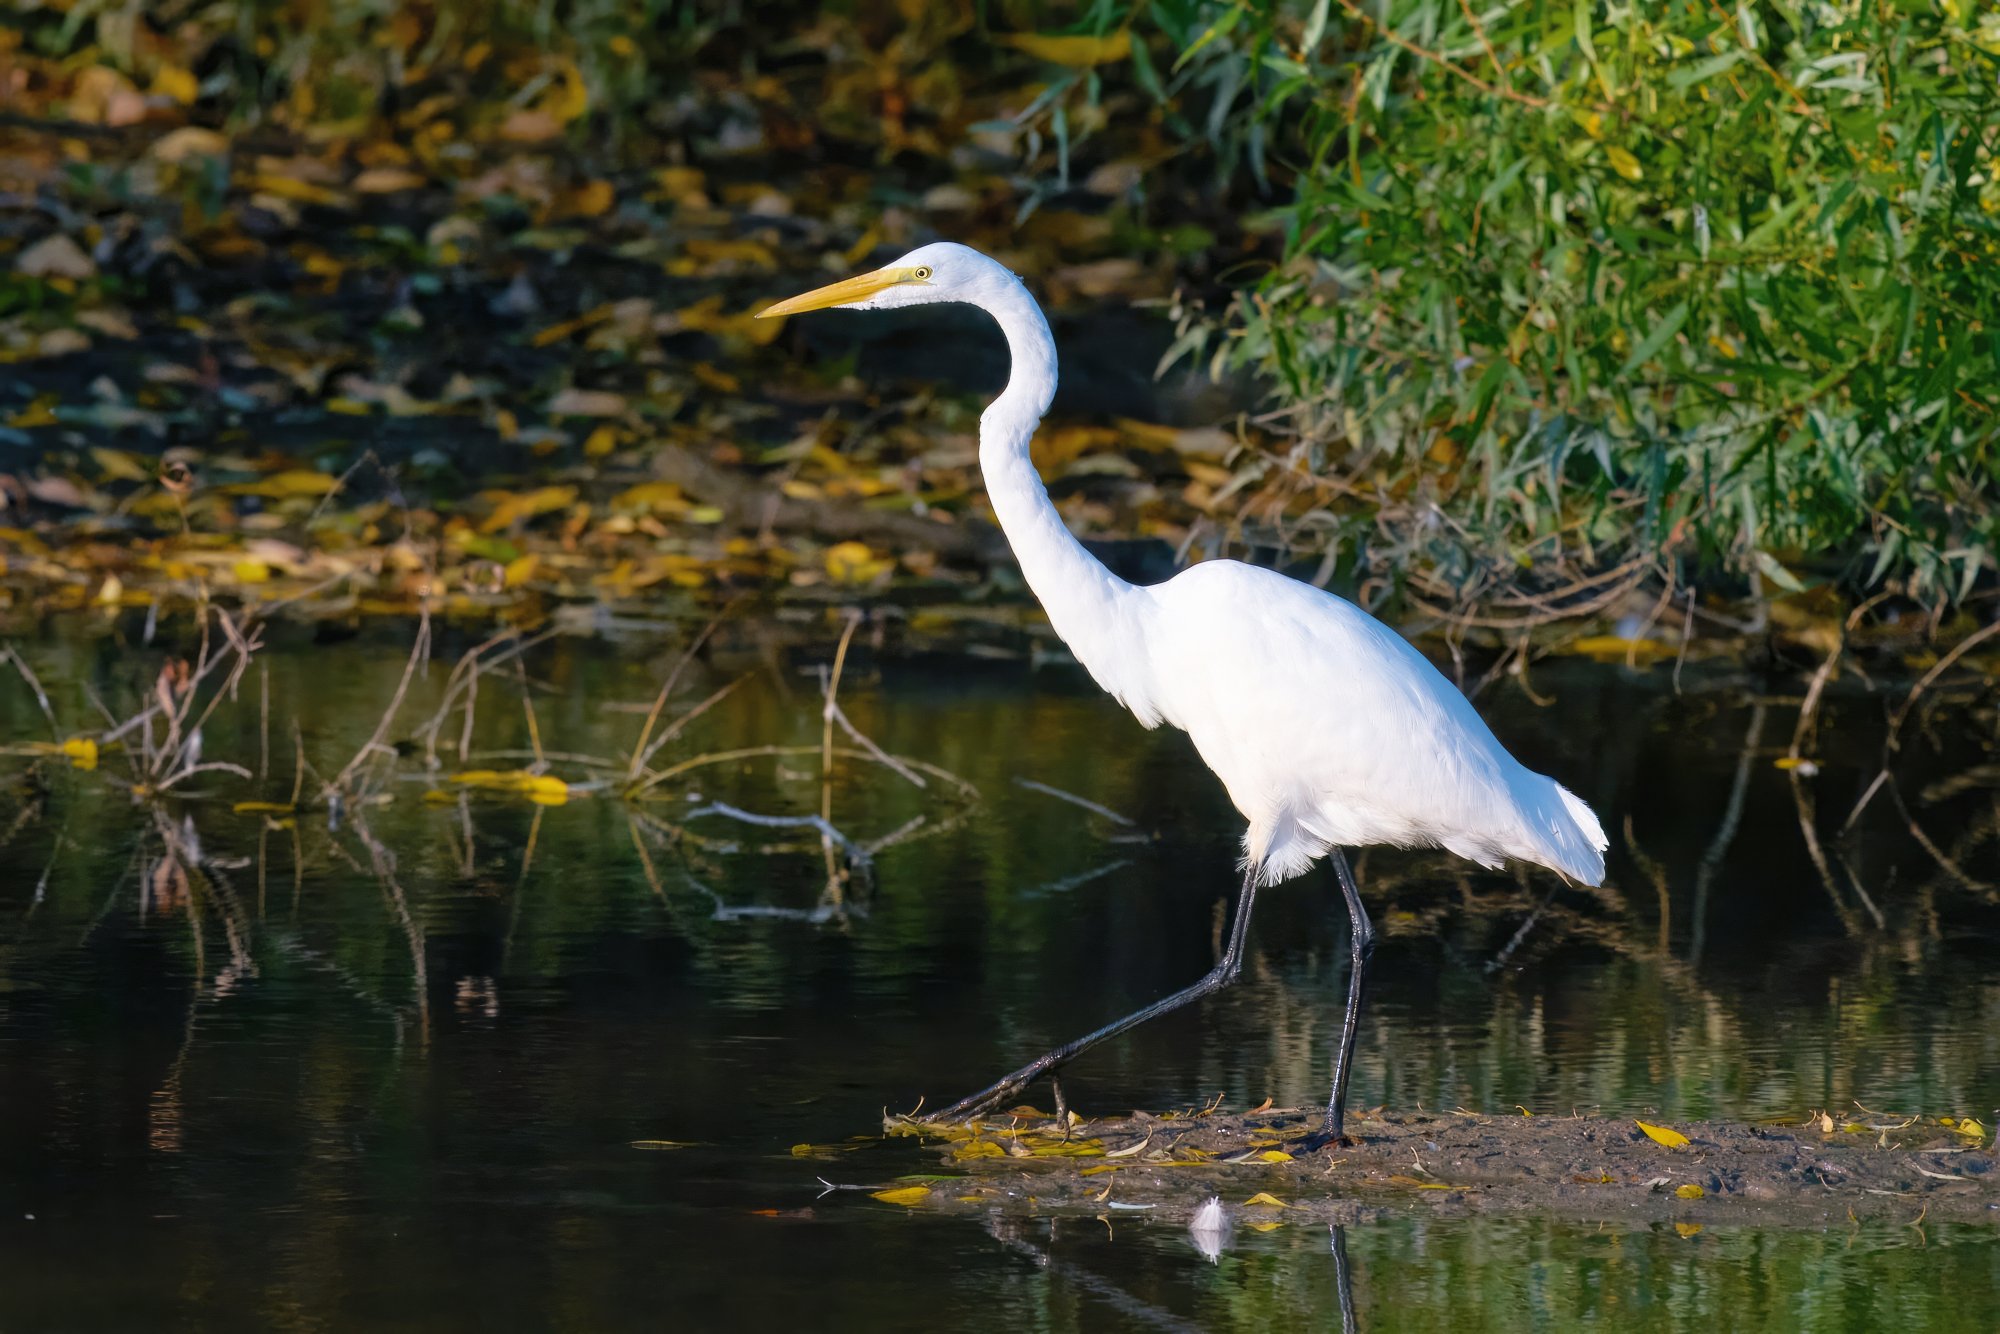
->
[1619, 301, 1690, 377]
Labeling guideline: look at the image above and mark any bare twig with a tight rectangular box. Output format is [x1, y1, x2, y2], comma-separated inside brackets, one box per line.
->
[327, 607, 431, 801]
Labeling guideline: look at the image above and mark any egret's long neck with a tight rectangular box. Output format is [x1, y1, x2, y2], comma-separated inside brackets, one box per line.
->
[975, 278, 1150, 705]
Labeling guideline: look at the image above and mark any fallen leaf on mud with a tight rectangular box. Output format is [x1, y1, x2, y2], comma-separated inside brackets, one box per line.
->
[149, 126, 230, 163]
[630, 1140, 697, 1150]
[16, 235, 97, 281]
[1256, 1149, 1294, 1163]
[951, 1139, 1006, 1160]
[1388, 1175, 1455, 1190]
[227, 470, 340, 499]
[1636, 1120, 1691, 1149]
[1675, 1183, 1705, 1199]
[1242, 1192, 1288, 1208]
[478, 486, 578, 533]
[825, 541, 893, 585]
[870, 1185, 931, 1206]
[353, 167, 427, 194]
[1104, 1135, 1152, 1159]
[1028, 1138, 1105, 1158]
[547, 388, 628, 417]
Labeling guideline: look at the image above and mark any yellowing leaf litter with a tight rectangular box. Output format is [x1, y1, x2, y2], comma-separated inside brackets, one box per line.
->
[870, 1185, 932, 1206]
[1636, 1120, 1691, 1149]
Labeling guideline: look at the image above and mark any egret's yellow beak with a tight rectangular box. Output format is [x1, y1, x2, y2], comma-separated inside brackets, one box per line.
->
[755, 266, 929, 319]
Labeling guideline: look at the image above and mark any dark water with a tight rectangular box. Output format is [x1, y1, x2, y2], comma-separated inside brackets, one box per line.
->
[2, 617, 1997, 1330]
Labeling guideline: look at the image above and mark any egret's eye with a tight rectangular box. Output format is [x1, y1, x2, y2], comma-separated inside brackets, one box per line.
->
[912, 266, 933, 281]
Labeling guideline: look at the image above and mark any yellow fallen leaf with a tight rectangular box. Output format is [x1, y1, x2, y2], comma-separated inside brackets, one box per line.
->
[1675, 1222, 1703, 1238]
[150, 65, 199, 104]
[449, 769, 570, 805]
[825, 540, 893, 586]
[998, 29, 1133, 66]
[503, 554, 541, 588]
[1256, 1149, 1293, 1162]
[583, 425, 619, 457]
[951, 1139, 1007, 1159]
[232, 801, 297, 815]
[611, 482, 690, 515]
[91, 447, 153, 482]
[630, 1140, 695, 1150]
[558, 179, 615, 219]
[1951, 1117, 1988, 1141]
[233, 559, 271, 584]
[1027, 1138, 1105, 1157]
[541, 57, 590, 124]
[149, 126, 229, 164]
[1604, 145, 1644, 181]
[1636, 1120, 1690, 1149]
[1675, 1183, 1705, 1199]
[478, 485, 578, 533]
[228, 469, 340, 499]
[1242, 1192, 1288, 1208]
[61, 737, 98, 770]
[248, 173, 346, 207]
[353, 167, 427, 194]
[1563, 635, 1678, 665]
[870, 1185, 931, 1206]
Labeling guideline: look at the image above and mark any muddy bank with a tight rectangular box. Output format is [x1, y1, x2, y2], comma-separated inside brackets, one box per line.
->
[875, 1106, 2000, 1227]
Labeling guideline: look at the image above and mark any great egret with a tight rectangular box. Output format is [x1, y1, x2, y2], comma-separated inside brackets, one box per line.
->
[758, 242, 1607, 1143]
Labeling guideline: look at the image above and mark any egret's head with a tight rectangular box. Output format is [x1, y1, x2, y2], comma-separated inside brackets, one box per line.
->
[755, 241, 1007, 319]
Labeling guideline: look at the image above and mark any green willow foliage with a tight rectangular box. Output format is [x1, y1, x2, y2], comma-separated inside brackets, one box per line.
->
[1124, 1, 2000, 601]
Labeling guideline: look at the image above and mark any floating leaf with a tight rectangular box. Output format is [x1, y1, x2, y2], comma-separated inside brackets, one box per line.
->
[449, 770, 570, 805]
[1242, 1192, 1288, 1208]
[630, 1140, 695, 1151]
[869, 1185, 931, 1206]
[1636, 1120, 1690, 1149]
[1675, 1222, 1703, 1238]
[232, 801, 296, 815]
[1675, 1183, 1705, 1199]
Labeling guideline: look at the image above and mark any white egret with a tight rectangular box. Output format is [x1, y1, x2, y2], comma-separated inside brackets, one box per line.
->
[758, 242, 1607, 1144]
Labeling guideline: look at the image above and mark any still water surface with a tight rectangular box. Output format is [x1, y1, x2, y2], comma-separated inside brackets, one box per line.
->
[1, 618, 1997, 1329]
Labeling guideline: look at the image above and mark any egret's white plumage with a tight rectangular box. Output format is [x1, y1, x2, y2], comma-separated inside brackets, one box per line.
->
[758, 240, 1609, 1138]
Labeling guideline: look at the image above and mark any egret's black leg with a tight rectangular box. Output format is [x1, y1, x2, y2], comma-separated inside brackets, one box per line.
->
[1316, 848, 1376, 1144]
[921, 865, 1261, 1123]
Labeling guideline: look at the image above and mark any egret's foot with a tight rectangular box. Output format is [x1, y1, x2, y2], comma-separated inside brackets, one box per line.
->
[915, 1077, 1034, 1125]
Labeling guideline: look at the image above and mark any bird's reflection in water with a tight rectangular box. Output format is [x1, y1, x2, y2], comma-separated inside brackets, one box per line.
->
[992, 1210, 1363, 1332]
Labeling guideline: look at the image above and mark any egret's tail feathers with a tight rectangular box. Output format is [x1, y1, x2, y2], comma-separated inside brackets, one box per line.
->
[1541, 781, 1608, 886]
